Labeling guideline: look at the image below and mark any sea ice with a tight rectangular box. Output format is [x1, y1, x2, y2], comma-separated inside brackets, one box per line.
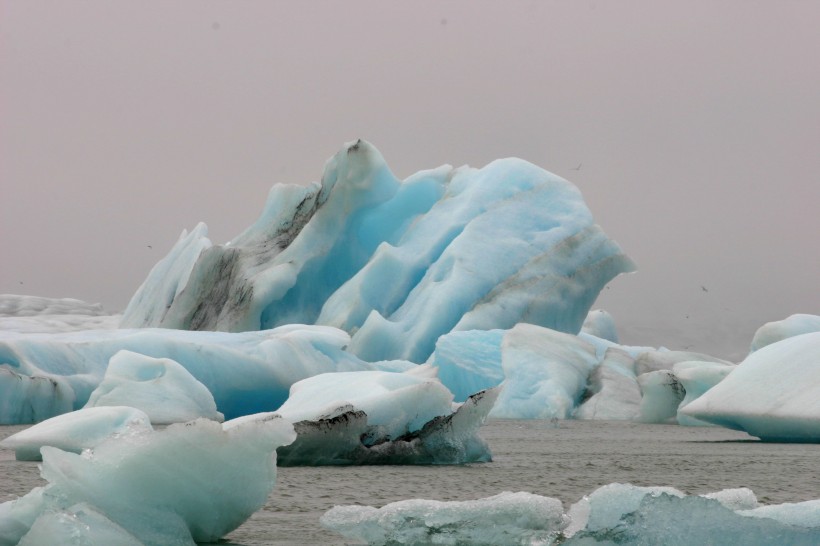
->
[274, 369, 498, 464]
[121, 140, 633, 363]
[0, 406, 151, 461]
[321, 491, 568, 546]
[680, 332, 820, 441]
[750, 314, 820, 352]
[0, 414, 295, 546]
[84, 350, 224, 424]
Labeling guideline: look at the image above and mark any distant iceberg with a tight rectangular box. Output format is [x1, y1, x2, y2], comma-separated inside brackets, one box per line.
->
[749, 313, 820, 353]
[121, 140, 634, 363]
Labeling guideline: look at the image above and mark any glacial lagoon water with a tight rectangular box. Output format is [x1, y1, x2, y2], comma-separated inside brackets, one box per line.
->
[2, 420, 819, 545]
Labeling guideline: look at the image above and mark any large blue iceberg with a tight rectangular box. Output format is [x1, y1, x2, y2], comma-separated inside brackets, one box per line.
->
[120, 140, 634, 363]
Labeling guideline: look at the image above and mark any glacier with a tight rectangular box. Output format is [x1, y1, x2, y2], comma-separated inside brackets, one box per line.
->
[680, 332, 820, 441]
[0, 414, 296, 546]
[120, 140, 634, 363]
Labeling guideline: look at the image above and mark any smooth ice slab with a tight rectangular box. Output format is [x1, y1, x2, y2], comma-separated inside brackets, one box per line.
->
[84, 350, 224, 424]
[0, 406, 151, 461]
[321, 491, 567, 546]
[680, 332, 820, 441]
[121, 140, 634, 363]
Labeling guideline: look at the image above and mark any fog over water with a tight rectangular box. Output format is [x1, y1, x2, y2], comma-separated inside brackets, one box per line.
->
[2, 2, 818, 358]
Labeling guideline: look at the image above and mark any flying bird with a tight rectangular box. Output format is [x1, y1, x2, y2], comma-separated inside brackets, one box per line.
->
[147, 245, 152, 249]
[701, 285, 708, 292]
[571, 163, 582, 171]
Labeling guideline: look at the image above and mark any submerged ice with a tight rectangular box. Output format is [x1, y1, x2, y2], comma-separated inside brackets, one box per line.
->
[120, 140, 634, 363]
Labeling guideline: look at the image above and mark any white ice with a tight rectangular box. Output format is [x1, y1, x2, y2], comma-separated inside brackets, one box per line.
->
[0, 294, 120, 334]
[750, 313, 820, 353]
[84, 350, 224, 424]
[321, 491, 567, 546]
[0, 406, 151, 461]
[680, 332, 820, 441]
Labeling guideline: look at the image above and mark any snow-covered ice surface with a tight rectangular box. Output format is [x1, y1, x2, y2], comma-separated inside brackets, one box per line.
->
[0, 406, 151, 461]
[274, 369, 498, 465]
[0, 325, 412, 424]
[0, 415, 295, 546]
[750, 314, 820, 353]
[321, 491, 568, 546]
[121, 140, 634, 363]
[681, 332, 820, 441]
[84, 350, 224, 424]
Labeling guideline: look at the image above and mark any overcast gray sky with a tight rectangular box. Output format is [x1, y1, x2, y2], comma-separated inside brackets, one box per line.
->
[1, 1, 818, 358]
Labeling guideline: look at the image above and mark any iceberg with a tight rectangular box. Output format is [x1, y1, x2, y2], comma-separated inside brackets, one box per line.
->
[84, 350, 224, 424]
[673, 361, 735, 426]
[636, 370, 686, 424]
[574, 348, 641, 421]
[492, 323, 598, 419]
[274, 369, 498, 465]
[680, 332, 820, 441]
[0, 294, 119, 334]
[17, 503, 143, 546]
[581, 309, 619, 343]
[427, 329, 505, 402]
[0, 406, 151, 461]
[321, 491, 567, 546]
[750, 314, 820, 353]
[0, 325, 412, 424]
[0, 415, 295, 546]
[121, 140, 634, 363]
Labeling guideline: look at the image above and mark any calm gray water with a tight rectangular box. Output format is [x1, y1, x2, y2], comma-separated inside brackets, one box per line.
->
[2, 420, 819, 545]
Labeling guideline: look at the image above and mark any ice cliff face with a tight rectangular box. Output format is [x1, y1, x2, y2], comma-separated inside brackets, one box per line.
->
[121, 140, 634, 362]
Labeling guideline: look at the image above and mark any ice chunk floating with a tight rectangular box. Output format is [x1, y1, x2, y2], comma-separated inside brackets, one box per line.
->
[681, 332, 820, 441]
[0, 415, 296, 546]
[275, 369, 499, 465]
[121, 140, 634, 362]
